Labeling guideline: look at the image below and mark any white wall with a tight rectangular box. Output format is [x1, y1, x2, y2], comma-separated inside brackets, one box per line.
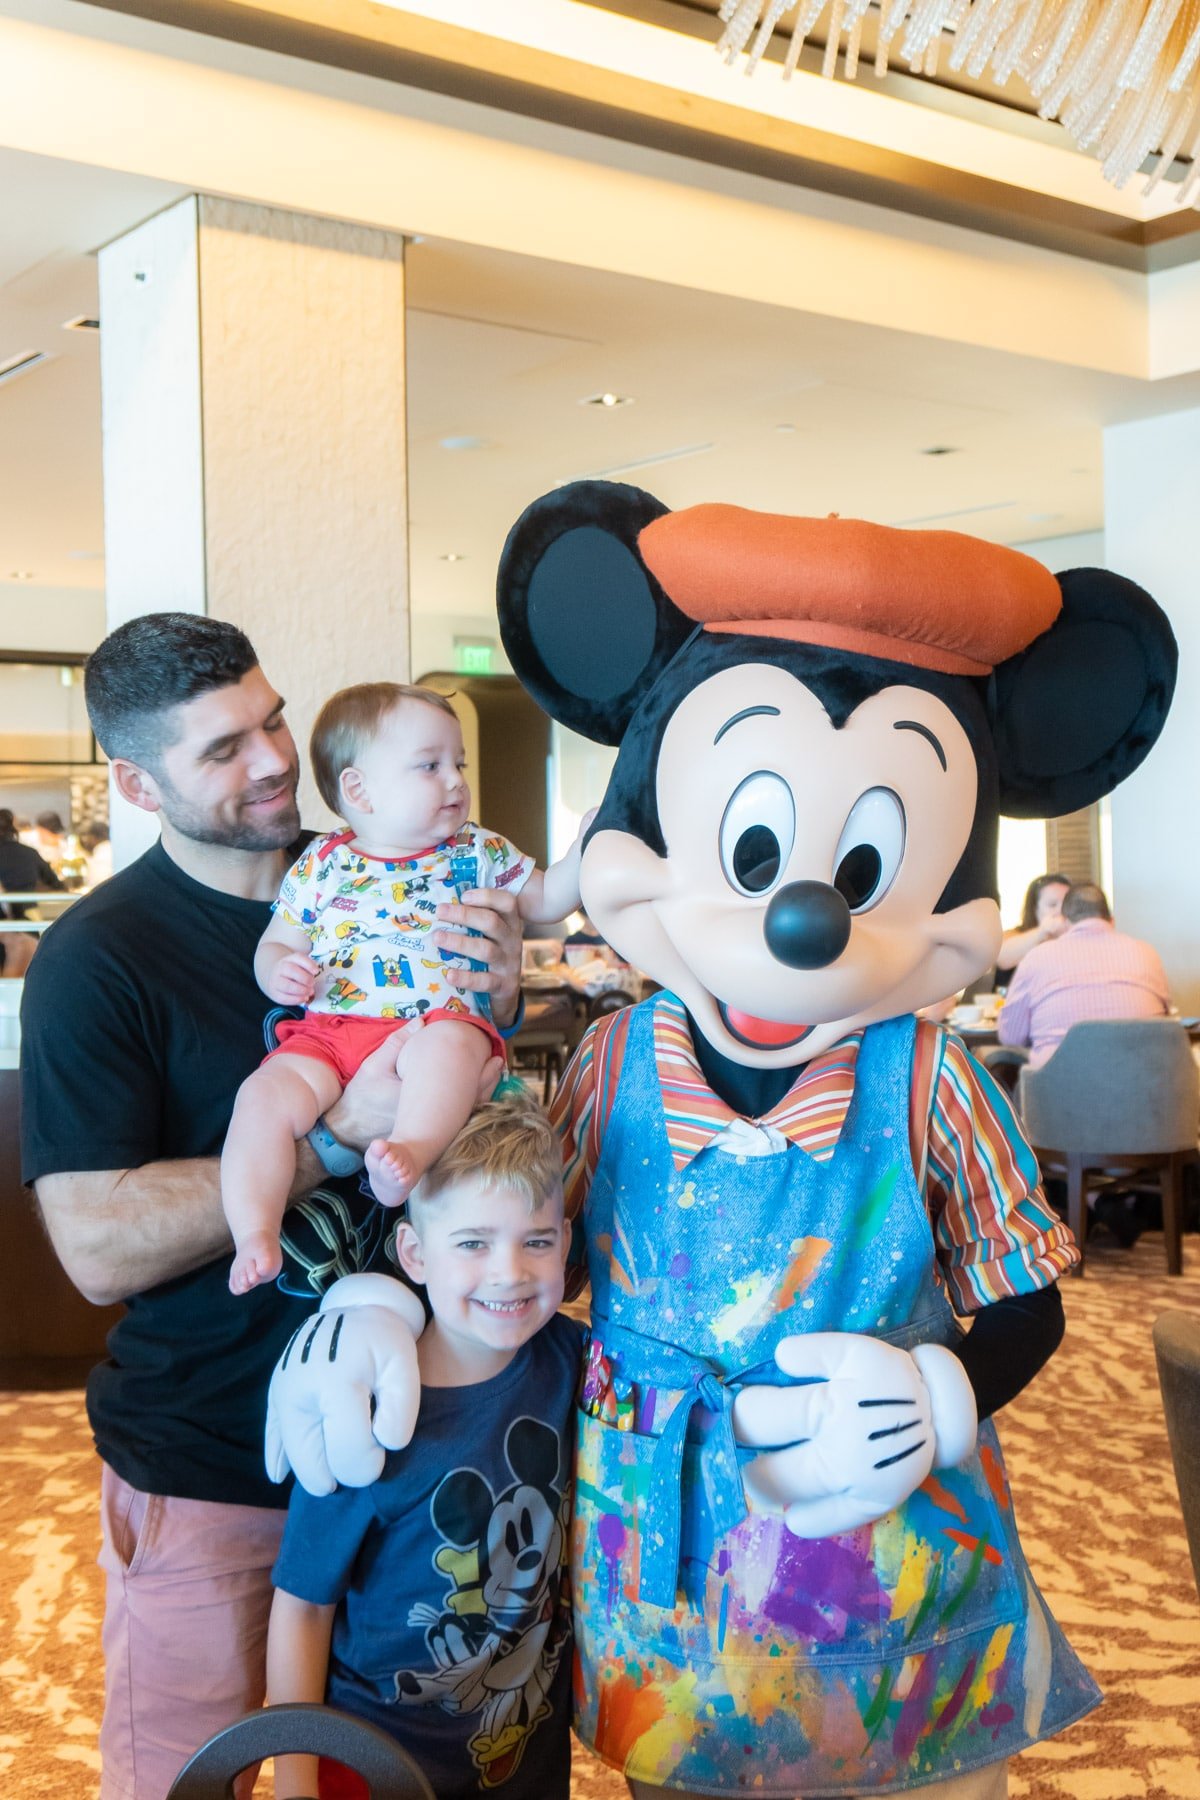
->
[0, 582, 104, 653]
[1104, 408, 1200, 1010]
[1015, 530, 1105, 572]
[410, 611, 510, 684]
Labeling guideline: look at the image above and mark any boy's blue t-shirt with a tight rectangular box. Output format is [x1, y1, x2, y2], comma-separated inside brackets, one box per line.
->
[273, 1313, 584, 1800]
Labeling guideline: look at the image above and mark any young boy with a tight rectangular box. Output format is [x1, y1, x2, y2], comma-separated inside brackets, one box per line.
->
[266, 1094, 581, 1800]
[222, 681, 589, 1294]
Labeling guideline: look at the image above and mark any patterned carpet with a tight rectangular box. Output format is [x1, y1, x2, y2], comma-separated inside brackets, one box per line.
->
[2, 1234, 1197, 1799]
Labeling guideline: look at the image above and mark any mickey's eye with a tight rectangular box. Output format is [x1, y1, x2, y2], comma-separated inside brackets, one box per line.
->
[832, 788, 905, 912]
[719, 771, 796, 896]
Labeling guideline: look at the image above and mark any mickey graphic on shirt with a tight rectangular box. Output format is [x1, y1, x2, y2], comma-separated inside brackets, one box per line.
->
[394, 1417, 572, 1789]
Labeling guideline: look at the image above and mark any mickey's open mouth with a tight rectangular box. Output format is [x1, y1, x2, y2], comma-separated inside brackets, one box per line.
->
[718, 1002, 814, 1051]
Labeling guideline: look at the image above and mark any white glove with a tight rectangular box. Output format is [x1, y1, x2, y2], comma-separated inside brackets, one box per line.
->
[732, 1332, 978, 1540]
[265, 1274, 425, 1496]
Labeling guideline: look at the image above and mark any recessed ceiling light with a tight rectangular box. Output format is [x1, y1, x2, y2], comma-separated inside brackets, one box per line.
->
[0, 350, 52, 388]
[439, 435, 490, 452]
[580, 392, 633, 409]
[440, 552, 466, 563]
[775, 423, 797, 434]
[1025, 512, 1064, 524]
[62, 316, 100, 332]
[8, 571, 34, 581]
[920, 445, 960, 456]
[68, 549, 104, 562]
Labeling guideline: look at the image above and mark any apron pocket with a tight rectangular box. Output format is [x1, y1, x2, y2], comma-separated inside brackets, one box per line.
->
[573, 1408, 890, 1667]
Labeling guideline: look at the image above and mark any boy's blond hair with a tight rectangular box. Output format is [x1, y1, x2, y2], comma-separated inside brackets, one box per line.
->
[310, 682, 457, 814]
[408, 1091, 562, 1219]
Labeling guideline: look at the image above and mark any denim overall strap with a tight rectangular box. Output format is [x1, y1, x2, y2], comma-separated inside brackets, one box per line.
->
[595, 1315, 747, 1607]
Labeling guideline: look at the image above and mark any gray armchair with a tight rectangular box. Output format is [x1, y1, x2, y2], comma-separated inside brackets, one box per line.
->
[1019, 1019, 1198, 1277]
[1153, 1310, 1200, 1599]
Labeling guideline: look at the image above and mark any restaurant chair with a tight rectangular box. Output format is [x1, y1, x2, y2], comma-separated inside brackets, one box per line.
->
[1019, 1019, 1198, 1277]
[166, 1702, 434, 1799]
[588, 988, 636, 1024]
[978, 1043, 1028, 1100]
[511, 988, 577, 1102]
[1152, 1310, 1200, 1599]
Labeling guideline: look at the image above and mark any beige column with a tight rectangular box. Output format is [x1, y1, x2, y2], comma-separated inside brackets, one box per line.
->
[98, 194, 408, 862]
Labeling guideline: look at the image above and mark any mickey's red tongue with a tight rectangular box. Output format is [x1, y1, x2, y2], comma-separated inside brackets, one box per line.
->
[721, 1004, 811, 1050]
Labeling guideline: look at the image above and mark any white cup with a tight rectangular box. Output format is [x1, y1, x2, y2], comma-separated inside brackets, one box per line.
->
[953, 1004, 983, 1025]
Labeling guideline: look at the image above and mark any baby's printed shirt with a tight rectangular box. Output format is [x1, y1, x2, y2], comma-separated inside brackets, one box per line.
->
[273, 824, 533, 1023]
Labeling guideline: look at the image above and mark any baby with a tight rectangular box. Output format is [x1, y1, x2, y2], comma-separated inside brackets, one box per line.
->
[222, 681, 587, 1294]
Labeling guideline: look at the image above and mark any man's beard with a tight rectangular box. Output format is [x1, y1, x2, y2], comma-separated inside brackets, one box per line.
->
[158, 770, 302, 852]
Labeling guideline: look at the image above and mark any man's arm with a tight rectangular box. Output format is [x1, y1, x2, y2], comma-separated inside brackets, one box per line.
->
[433, 885, 522, 1028]
[37, 1016, 512, 1305]
[35, 1142, 331, 1307]
[33, 851, 65, 892]
[996, 962, 1033, 1048]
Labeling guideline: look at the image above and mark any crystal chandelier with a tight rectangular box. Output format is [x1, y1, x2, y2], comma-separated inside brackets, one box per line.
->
[716, 0, 1200, 203]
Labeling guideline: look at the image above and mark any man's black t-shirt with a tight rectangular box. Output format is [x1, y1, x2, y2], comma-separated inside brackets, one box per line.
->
[20, 840, 385, 1508]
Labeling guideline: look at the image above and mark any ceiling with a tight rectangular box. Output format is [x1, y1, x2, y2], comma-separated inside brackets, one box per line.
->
[6, 142, 1200, 639]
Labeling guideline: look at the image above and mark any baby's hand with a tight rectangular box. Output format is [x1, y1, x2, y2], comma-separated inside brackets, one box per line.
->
[266, 952, 319, 1005]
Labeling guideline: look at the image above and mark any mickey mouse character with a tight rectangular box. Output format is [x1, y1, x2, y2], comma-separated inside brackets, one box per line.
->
[267, 482, 1176, 1800]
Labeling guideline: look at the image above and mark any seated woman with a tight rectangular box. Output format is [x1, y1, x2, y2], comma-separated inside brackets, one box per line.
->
[996, 871, 1070, 977]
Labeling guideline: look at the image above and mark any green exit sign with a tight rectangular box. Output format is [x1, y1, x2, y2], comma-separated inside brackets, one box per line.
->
[454, 641, 494, 675]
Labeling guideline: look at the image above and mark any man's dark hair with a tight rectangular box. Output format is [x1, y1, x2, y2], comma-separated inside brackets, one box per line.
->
[0, 810, 15, 840]
[85, 613, 259, 769]
[1062, 882, 1112, 924]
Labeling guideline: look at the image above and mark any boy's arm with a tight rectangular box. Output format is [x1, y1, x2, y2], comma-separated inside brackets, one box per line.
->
[267, 1588, 337, 1800]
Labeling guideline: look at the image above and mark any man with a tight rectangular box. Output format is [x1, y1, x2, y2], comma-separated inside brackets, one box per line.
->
[0, 805, 64, 919]
[20, 613, 524, 1800]
[997, 880, 1171, 1068]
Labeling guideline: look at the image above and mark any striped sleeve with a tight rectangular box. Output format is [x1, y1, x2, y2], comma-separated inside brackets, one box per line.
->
[924, 1027, 1080, 1311]
[549, 1023, 601, 1302]
[550, 1023, 599, 1222]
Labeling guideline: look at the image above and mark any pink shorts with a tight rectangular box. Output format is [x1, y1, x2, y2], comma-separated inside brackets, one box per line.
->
[268, 1007, 503, 1087]
[97, 1464, 285, 1800]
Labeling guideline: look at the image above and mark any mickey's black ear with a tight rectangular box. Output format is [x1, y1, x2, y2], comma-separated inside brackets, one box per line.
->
[431, 1468, 493, 1547]
[497, 480, 695, 744]
[993, 568, 1177, 819]
[505, 1416, 561, 1490]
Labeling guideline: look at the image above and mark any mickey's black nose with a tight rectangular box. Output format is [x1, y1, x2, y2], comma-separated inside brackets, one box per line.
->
[764, 881, 851, 970]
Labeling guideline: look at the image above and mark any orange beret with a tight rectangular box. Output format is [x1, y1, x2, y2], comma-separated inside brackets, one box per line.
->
[638, 504, 1061, 678]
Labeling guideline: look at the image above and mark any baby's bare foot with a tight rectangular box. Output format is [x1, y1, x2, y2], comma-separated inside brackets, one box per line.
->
[229, 1231, 283, 1295]
[365, 1138, 420, 1208]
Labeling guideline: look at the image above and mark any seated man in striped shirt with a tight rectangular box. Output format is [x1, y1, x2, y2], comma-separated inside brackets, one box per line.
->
[997, 881, 1171, 1069]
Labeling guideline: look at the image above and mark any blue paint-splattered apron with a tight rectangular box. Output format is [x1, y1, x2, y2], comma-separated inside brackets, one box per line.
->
[572, 997, 1100, 1796]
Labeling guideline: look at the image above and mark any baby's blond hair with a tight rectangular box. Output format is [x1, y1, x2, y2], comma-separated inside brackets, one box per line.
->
[408, 1090, 562, 1220]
